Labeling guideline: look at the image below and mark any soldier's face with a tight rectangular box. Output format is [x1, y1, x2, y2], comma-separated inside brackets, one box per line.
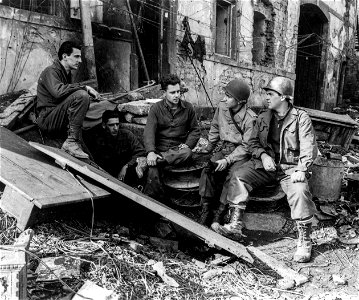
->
[266, 90, 282, 110]
[164, 84, 181, 106]
[63, 48, 82, 70]
[103, 118, 119, 137]
[224, 93, 239, 110]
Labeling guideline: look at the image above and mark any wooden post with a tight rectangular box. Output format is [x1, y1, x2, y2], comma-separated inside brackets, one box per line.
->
[79, 0, 98, 84]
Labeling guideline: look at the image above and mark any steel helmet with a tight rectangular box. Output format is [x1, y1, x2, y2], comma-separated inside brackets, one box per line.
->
[223, 78, 251, 102]
[263, 76, 294, 100]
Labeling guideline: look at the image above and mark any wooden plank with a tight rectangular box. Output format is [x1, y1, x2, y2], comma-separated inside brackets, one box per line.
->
[29, 141, 254, 263]
[247, 246, 308, 286]
[298, 106, 358, 127]
[0, 127, 110, 209]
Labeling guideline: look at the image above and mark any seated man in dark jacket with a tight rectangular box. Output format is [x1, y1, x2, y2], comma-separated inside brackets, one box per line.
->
[37, 40, 99, 159]
[86, 110, 147, 187]
[143, 74, 200, 198]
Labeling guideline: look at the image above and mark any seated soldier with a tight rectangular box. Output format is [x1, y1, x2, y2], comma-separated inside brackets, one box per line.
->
[143, 74, 200, 198]
[86, 110, 147, 188]
[36, 40, 100, 159]
[212, 76, 318, 263]
[198, 78, 257, 227]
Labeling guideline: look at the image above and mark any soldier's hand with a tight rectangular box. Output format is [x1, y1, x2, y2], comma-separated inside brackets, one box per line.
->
[291, 171, 306, 183]
[118, 164, 128, 181]
[261, 153, 276, 172]
[178, 143, 189, 150]
[147, 152, 162, 166]
[86, 85, 100, 100]
[215, 159, 228, 172]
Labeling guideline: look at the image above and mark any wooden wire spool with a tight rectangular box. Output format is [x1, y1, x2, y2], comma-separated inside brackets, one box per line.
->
[162, 160, 206, 208]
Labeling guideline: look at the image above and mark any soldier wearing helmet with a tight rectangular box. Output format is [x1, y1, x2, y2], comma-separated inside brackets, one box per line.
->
[197, 78, 257, 227]
[213, 76, 318, 264]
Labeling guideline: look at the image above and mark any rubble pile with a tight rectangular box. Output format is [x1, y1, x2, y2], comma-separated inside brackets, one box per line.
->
[1, 219, 281, 300]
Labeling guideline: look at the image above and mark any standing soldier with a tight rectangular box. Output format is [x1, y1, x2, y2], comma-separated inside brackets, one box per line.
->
[198, 78, 257, 227]
[213, 76, 318, 263]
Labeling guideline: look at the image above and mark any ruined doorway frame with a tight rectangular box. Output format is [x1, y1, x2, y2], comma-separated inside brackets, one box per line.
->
[294, 2, 329, 110]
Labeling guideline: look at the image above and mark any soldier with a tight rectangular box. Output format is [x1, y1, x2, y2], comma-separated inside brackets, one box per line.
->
[198, 78, 257, 227]
[212, 76, 318, 263]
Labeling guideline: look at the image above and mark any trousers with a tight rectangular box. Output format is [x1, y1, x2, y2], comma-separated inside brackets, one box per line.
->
[228, 159, 317, 220]
[37, 90, 90, 133]
[143, 147, 192, 199]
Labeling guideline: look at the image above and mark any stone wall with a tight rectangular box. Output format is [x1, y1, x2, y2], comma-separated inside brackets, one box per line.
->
[171, 0, 357, 111]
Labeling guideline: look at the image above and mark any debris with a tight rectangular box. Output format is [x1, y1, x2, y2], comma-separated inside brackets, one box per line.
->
[116, 225, 130, 237]
[148, 236, 179, 252]
[247, 246, 309, 286]
[192, 258, 206, 269]
[152, 262, 179, 287]
[210, 254, 232, 266]
[311, 226, 338, 245]
[243, 213, 287, 233]
[72, 280, 117, 300]
[276, 278, 296, 290]
[319, 205, 338, 217]
[0, 229, 33, 300]
[202, 268, 235, 280]
[35, 256, 81, 282]
[118, 100, 153, 116]
[332, 274, 347, 285]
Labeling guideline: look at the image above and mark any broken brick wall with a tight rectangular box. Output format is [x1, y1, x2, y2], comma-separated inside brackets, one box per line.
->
[172, 0, 299, 108]
[171, 0, 357, 112]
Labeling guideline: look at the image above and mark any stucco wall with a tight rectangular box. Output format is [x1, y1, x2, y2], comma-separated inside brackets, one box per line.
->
[0, 5, 132, 95]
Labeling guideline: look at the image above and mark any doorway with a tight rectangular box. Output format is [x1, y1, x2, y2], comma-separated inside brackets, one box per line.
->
[294, 4, 328, 109]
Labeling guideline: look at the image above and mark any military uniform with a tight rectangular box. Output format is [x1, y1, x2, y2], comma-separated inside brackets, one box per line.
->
[199, 103, 257, 204]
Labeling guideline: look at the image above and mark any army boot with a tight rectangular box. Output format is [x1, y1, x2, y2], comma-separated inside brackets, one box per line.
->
[198, 197, 212, 226]
[61, 126, 89, 159]
[293, 217, 313, 263]
[211, 205, 245, 241]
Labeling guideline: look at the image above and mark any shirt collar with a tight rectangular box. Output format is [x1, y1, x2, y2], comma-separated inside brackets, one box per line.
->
[163, 98, 186, 110]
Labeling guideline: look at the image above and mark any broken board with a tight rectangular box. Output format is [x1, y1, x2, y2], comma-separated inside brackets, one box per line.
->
[0, 127, 110, 230]
[29, 141, 254, 263]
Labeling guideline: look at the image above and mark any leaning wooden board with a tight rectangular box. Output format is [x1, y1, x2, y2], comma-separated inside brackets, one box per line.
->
[0, 127, 110, 229]
[29, 141, 254, 263]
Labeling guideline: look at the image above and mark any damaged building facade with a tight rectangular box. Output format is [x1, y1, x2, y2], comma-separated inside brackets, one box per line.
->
[0, 0, 358, 112]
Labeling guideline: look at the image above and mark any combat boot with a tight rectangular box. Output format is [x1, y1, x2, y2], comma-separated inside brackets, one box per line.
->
[293, 217, 313, 263]
[211, 205, 245, 241]
[61, 126, 89, 159]
[211, 203, 226, 225]
[198, 197, 212, 226]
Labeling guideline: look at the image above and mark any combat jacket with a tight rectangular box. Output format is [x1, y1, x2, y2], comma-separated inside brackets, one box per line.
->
[249, 106, 317, 174]
[208, 103, 257, 164]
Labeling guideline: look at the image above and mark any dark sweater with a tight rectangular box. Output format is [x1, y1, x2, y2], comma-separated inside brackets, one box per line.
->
[37, 60, 85, 111]
[143, 99, 200, 153]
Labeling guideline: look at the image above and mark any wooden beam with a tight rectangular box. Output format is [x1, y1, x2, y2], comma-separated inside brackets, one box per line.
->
[29, 142, 253, 264]
[247, 246, 308, 286]
[79, 0, 98, 84]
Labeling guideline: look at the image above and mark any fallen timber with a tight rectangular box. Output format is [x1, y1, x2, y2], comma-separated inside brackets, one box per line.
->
[29, 142, 253, 263]
[29, 142, 309, 285]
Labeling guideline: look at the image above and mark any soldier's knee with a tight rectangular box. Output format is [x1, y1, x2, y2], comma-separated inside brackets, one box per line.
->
[182, 147, 192, 160]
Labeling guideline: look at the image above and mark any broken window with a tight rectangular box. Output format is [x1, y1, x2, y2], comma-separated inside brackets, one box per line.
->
[252, 11, 267, 64]
[0, 0, 59, 15]
[215, 0, 236, 57]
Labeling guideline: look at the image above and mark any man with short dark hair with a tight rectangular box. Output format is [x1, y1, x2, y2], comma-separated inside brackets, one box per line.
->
[212, 76, 318, 263]
[86, 110, 147, 187]
[37, 40, 100, 159]
[143, 74, 200, 198]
